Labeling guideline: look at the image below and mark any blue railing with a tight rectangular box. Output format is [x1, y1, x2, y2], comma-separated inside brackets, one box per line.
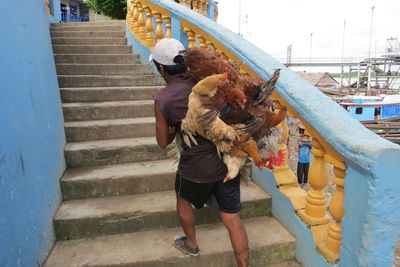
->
[61, 12, 89, 23]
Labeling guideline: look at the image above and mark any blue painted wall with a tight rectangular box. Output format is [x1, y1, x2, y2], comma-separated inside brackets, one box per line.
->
[0, 0, 65, 266]
[348, 106, 375, 121]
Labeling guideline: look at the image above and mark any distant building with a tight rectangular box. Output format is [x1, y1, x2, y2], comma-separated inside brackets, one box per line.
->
[60, 0, 89, 22]
[296, 72, 339, 90]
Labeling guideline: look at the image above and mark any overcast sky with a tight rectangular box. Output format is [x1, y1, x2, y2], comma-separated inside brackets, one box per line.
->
[217, 0, 400, 60]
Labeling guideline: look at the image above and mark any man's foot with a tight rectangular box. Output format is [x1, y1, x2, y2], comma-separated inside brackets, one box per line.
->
[174, 236, 200, 256]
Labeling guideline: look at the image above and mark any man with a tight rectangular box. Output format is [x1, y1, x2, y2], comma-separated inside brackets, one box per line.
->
[151, 38, 249, 267]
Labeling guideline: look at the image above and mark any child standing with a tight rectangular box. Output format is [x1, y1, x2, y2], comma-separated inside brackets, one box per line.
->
[296, 134, 312, 185]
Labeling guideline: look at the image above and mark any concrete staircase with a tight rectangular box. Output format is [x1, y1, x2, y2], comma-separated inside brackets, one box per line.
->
[44, 21, 298, 267]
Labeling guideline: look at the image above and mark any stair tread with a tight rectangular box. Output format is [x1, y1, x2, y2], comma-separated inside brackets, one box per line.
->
[64, 117, 155, 128]
[54, 182, 269, 220]
[65, 136, 158, 151]
[62, 100, 153, 108]
[45, 216, 294, 267]
[56, 63, 148, 66]
[62, 159, 175, 182]
[53, 44, 129, 47]
[61, 85, 162, 90]
[58, 74, 160, 77]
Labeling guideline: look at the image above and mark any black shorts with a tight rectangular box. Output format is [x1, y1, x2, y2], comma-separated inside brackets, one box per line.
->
[175, 173, 242, 213]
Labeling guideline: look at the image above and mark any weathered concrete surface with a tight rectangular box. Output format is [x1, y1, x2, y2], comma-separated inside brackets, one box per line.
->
[60, 86, 160, 103]
[56, 63, 152, 75]
[50, 25, 124, 32]
[53, 182, 271, 240]
[58, 74, 164, 87]
[51, 37, 127, 45]
[53, 45, 131, 54]
[50, 30, 126, 38]
[54, 54, 140, 64]
[45, 216, 295, 267]
[61, 159, 177, 200]
[64, 117, 155, 142]
[62, 100, 154, 121]
[51, 21, 125, 27]
[64, 137, 170, 167]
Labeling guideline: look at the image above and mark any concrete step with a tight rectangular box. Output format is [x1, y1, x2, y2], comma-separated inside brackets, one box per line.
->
[62, 100, 154, 122]
[64, 117, 155, 142]
[61, 159, 177, 200]
[53, 182, 272, 240]
[45, 216, 295, 266]
[52, 45, 131, 54]
[54, 54, 140, 64]
[60, 86, 161, 102]
[58, 74, 164, 87]
[51, 37, 127, 45]
[51, 21, 125, 27]
[56, 64, 152, 75]
[64, 137, 170, 168]
[50, 30, 125, 38]
[50, 25, 125, 32]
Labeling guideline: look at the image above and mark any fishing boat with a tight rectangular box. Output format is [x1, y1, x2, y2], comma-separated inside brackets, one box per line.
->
[339, 95, 400, 144]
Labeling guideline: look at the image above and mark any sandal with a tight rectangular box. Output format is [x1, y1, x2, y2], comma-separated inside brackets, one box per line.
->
[174, 236, 200, 256]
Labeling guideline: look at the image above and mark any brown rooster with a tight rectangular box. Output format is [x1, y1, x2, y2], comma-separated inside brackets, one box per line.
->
[181, 73, 264, 182]
[181, 73, 240, 153]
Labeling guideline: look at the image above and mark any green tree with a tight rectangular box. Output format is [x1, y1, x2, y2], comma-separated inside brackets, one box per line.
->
[83, 0, 127, 20]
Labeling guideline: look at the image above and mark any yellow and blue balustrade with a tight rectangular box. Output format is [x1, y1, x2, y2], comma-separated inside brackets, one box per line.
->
[124, 0, 400, 266]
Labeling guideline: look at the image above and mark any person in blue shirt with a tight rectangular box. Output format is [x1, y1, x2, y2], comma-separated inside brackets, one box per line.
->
[296, 134, 313, 185]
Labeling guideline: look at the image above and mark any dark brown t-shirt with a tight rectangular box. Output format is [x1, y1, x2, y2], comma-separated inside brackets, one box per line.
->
[153, 74, 227, 183]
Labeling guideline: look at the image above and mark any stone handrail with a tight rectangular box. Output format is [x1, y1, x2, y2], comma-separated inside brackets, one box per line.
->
[125, 1, 400, 266]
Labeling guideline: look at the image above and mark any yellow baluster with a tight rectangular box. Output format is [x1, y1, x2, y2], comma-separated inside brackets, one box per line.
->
[202, 0, 209, 16]
[45, 0, 51, 15]
[137, 3, 147, 43]
[154, 13, 165, 42]
[128, 0, 136, 31]
[318, 155, 346, 263]
[144, 7, 155, 48]
[163, 16, 172, 38]
[298, 138, 330, 225]
[206, 41, 216, 51]
[198, 36, 207, 48]
[197, 0, 203, 14]
[132, 1, 140, 35]
[273, 116, 299, 186]
[192, 0, 199, 12]
[183, 27, 196, 48]
[216, 48, 228, 60]
[186, 0, 192, 9]
[178, 0, 186, 5]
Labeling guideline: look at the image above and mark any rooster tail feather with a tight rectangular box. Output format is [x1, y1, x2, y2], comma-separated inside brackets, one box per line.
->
[182, 133, 192, 148]
[188, 132, 198, 146]
[197, 108, 220, 127]
[253, 69, 281, 106]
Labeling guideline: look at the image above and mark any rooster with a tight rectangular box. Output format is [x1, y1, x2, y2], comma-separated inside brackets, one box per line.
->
[181, 73, 265, 182]
[181, 73, 240, 153]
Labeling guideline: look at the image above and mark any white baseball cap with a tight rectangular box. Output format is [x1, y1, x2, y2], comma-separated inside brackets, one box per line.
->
[149, 38, 185, 66]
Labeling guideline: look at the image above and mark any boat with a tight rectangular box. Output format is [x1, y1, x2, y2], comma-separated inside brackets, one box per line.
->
[339, 95, 400, 144]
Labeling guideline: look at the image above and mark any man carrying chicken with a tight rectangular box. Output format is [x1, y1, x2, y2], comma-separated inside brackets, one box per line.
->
[151, 38, 249, 267]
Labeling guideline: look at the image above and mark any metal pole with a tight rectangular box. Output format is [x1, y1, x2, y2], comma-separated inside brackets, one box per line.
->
[310, 33, 313, 63]
[340, 20, 346, 87]
[238, 0, 242, 36]
[367, 6, 375, 95]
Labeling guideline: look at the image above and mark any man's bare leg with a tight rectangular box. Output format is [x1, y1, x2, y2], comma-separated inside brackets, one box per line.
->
[220, 211, 249, 267]
[176, 195, 198, 249]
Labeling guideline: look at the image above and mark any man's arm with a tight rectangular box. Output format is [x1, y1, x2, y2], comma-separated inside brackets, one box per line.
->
[154, 102, 177, 148]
